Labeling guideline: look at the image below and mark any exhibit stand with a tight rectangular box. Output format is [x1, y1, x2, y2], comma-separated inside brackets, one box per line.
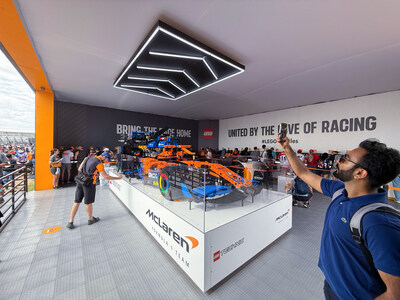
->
[108, 169, 292, 292]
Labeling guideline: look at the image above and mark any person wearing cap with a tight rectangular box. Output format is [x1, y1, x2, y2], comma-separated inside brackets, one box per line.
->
[101, 148, 112, 162]
[305, 149, 319, 173]
[66, 153, 122, 229]
[15, 149, 27, 164]
[296, 149, 305, 162]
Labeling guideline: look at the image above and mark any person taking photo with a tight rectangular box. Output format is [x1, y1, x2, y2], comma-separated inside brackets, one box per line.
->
[277, 134, 400, 300]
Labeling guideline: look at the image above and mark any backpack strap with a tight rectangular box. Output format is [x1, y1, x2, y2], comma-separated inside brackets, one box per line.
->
[331, 188, 345, 202]
[349, 203, 400, 244]
[349, 203, 400, 290]
[79, 157, 91, 175]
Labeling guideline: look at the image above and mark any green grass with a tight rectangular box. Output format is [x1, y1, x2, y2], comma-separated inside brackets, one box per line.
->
[28, 179, 35, 192]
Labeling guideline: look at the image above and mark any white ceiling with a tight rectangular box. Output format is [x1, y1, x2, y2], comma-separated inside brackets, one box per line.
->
[15, 0, 400, 120]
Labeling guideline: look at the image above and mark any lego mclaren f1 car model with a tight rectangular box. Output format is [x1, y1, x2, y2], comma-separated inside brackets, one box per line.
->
[118, 129, 264, 209]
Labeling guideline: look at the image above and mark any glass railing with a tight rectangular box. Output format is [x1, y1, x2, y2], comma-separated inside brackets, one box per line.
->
[0, 166, 28, 232]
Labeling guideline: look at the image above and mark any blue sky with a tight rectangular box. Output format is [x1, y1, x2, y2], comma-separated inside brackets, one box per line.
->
[0, 50, 35, 133]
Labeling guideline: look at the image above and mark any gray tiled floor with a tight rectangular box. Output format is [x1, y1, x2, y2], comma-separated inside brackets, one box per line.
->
[0, 185, 338, 299]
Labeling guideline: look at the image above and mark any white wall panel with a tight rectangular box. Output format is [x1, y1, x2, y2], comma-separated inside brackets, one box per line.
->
[219, 91, 400, 153]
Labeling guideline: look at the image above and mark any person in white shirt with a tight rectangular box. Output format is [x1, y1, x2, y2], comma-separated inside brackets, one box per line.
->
[61, 147, 75, 183]
[206, 148, 213, 160]
[260, 145, 268, 163]
[296, 149, 305, 162]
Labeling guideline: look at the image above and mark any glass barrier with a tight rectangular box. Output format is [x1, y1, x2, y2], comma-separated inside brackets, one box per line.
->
[113, 154, 290, 232]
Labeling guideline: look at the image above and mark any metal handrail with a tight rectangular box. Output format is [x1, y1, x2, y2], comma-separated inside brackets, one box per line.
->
[0, 166, 28, 233]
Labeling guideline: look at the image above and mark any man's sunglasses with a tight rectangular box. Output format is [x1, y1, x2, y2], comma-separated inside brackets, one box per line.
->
[338, 154, 368, 171]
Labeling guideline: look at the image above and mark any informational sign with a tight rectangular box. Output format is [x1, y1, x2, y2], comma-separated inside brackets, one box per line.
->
[219, 91, 400, 152]
[206, 194, 292, 289]
[116, 124, 192, 138]
[55, 101, 198, 151]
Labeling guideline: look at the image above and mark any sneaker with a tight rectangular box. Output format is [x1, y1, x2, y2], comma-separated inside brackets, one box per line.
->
[88, 217, 100, 225]
[293, 201, 298, 206]
[303, 202, 310, 208]
[66, 222, 75, 229]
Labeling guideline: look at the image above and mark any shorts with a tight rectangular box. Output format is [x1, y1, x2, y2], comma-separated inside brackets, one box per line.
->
[61, 163, 71, 171]
[293, 193, 313, 202]
[50, 167, 60, 175]
[75, 182, 96, 204]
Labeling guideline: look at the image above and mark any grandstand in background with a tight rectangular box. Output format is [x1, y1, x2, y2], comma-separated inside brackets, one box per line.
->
[0, 131, 35, 145]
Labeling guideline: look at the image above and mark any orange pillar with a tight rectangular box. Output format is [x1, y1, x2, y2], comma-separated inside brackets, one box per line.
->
[35, 90, 54, 190]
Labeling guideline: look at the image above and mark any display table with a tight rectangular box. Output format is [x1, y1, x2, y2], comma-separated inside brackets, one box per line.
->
[109, 170, 292, 292]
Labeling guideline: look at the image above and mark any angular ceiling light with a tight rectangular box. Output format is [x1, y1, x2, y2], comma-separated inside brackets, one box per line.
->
[113, 20, 245, 100]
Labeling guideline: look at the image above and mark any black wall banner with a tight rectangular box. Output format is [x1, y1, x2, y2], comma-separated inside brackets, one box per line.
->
[54, 101, 199, 151]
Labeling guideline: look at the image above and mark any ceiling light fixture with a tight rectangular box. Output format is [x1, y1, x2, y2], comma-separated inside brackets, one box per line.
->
[149, 51, 203, 60]
[121, 84, 175, 99]
[183, 70, 199, 87]
[202, 58, 218, 80]
[113, 20, 244, 100]
[128, 76, 186, 93]
[136, 65, 182, 73]
[158, 27, 243, 71]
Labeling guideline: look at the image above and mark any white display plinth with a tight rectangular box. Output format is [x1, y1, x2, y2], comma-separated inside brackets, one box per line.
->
[109, 171, 292, 292]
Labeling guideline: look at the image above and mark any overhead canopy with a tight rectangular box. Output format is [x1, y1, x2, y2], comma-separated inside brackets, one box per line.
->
[14, 0, 400, 120]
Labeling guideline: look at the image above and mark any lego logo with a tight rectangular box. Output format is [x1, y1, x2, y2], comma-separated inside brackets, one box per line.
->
[213, 250, 220, 262]
[203, 129, 213, 139]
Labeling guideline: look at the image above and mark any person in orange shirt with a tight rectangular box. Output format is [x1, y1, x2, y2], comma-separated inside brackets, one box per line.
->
[66, 153, 122, 229]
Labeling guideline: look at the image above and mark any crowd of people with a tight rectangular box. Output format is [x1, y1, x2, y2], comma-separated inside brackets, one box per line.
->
[0, 144, 35, 204]
[0, 144, 35, 169]
[198, 145, 341, 176]
[48, 146, 116, 189]
[197, 144, 400, 206]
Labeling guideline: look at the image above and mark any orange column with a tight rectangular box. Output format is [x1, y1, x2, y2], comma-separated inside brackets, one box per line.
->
[35, 90, 54, 190]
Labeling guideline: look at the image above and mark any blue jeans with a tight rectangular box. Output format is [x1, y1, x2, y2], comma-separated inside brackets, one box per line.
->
[393, 174, 400, 201]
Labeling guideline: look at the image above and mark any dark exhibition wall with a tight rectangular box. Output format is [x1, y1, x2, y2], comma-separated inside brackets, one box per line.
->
[54, 101, 214, 152]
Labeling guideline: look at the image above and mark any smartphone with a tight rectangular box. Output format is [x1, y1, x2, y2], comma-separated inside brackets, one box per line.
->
[280, 123, 288, 141]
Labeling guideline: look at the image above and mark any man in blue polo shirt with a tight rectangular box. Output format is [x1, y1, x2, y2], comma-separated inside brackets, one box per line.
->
[278, 135, 400, 299]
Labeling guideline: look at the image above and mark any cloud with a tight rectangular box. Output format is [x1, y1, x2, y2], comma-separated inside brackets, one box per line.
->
[0, 50, 35, 133]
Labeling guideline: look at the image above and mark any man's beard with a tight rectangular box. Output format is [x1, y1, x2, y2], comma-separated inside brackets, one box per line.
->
[333, 166, 357, 182]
